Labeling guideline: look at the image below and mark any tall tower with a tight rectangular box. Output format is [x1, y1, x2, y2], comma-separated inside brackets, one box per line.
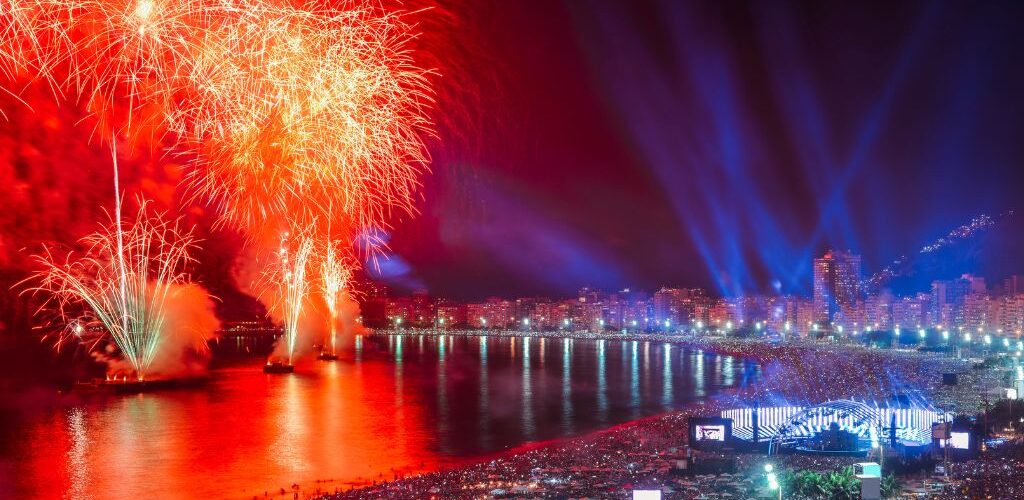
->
[813, 250, 862, 327]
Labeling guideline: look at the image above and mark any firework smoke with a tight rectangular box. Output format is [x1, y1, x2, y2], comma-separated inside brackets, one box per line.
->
[27, 153, 215, 380]
[1, 0, 434, 236]
[260, 228, 315, 366]
[3, 1, 437, 368]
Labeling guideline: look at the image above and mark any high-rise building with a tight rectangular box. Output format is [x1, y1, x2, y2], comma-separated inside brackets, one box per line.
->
[931, 277, 973, 327]
[1004, 275, 1024, 296]
[813, 250, 862, 327]
[410, 291, 434, 327]
[961, 292, 990, 330]
[892, 294, 929, 329]
[435, 299, 466, 327]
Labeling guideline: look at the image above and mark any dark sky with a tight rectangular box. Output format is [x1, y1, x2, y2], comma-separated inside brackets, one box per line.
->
[374, 0, 1024, 300]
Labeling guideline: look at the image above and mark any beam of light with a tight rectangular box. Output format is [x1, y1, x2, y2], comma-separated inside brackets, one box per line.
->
[25, 148, 198, 381]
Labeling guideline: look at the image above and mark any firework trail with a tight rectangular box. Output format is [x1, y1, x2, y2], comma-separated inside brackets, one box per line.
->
[319, 239, 352, 356]
[26, 150, 201, 380]
[4, 1, 436, 365]
[0, 0, 435, 237]
[261, 228, 314, 366]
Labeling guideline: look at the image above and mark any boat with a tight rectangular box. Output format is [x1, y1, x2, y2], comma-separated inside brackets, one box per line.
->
[263, 362, 295, 374]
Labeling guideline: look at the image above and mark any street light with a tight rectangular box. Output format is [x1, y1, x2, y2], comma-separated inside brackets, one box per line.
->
[764, 464, 781, 500]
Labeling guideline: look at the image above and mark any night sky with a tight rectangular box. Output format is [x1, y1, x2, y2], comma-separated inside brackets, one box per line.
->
[376, 0, 1024, 299]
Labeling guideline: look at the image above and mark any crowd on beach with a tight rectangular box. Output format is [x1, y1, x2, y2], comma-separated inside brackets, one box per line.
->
[301, 332, 1019, 499]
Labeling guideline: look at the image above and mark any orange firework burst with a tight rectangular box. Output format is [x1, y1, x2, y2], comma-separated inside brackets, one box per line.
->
[1, 0, 435, 239]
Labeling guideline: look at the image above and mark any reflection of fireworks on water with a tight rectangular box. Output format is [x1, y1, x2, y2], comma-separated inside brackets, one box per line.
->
[262, 229, 314, 365]
[26, 152, 197, 380]
[1, 0, 435, 233]
[319, 240, 352, 356]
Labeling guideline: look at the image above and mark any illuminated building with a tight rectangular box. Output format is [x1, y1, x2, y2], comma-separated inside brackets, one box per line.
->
[930, 279, 967, 326]
[892, 293, 930, 329]
[795, 298, 816, 336]
[384, 297, 412, 325]
[993, 294, 1024, 336]
[435, 299, 466, 327]
[1004, 275, 1024, 295]
[961, 292, 991, 330]
[410, 291, 435, 327]
[813, 250, 862, 329]
[652, 287, 683, 325]
[466, 297, 514, 328]
[864, 292, 893, 331]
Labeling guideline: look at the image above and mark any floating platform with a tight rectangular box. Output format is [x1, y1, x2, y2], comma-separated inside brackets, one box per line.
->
[74, 377, 208, 394]
[263, 362, 295, 374]
[317, 353, 339, 361]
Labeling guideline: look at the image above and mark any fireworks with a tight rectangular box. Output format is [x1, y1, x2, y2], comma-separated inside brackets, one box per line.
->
[27, 153, 199, 380]
[262, 228, 315, 365]
[4, 1, 436, 366]
[319, 239, 352, 356]
[0, 0, 434, 234]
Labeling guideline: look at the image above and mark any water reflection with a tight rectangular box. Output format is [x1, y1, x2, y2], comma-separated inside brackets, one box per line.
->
[630, 342, 639, 418]
[522, 338, 534, 439]
[597, 339, 608, 423]
[67, 408, 90, 500]
[5, 335, 758, 499]
[663, 343, 673, 409]
[479, 337, 490, 448]
[561, 338, 573, 433]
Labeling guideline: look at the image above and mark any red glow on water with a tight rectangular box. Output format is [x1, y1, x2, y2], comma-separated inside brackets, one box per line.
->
[8, 359, 452, 499]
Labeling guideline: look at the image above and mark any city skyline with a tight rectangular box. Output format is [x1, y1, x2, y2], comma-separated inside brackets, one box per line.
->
[360, 247, 1024, 338]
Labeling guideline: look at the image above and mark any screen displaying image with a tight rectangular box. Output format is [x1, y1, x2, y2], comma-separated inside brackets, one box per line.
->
[949, 432, 969, 450]
[695, 424, 725, 441]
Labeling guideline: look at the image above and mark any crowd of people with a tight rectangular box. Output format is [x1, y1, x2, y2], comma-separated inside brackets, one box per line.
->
[306, 332, 1018, 499]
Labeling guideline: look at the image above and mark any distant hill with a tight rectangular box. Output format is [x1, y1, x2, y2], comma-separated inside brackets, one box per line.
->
[868, 212, 1021, 295]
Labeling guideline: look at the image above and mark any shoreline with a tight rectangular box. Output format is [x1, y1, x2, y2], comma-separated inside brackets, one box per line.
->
[375, 328, 992, 412]
[313, 330, 997, 498]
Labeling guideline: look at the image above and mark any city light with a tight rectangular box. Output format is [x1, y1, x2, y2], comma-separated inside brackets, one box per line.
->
[3, 2, 1023, 498]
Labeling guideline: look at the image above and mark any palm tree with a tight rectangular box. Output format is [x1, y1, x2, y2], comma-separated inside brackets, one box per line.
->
[881, 474, 900, 498]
